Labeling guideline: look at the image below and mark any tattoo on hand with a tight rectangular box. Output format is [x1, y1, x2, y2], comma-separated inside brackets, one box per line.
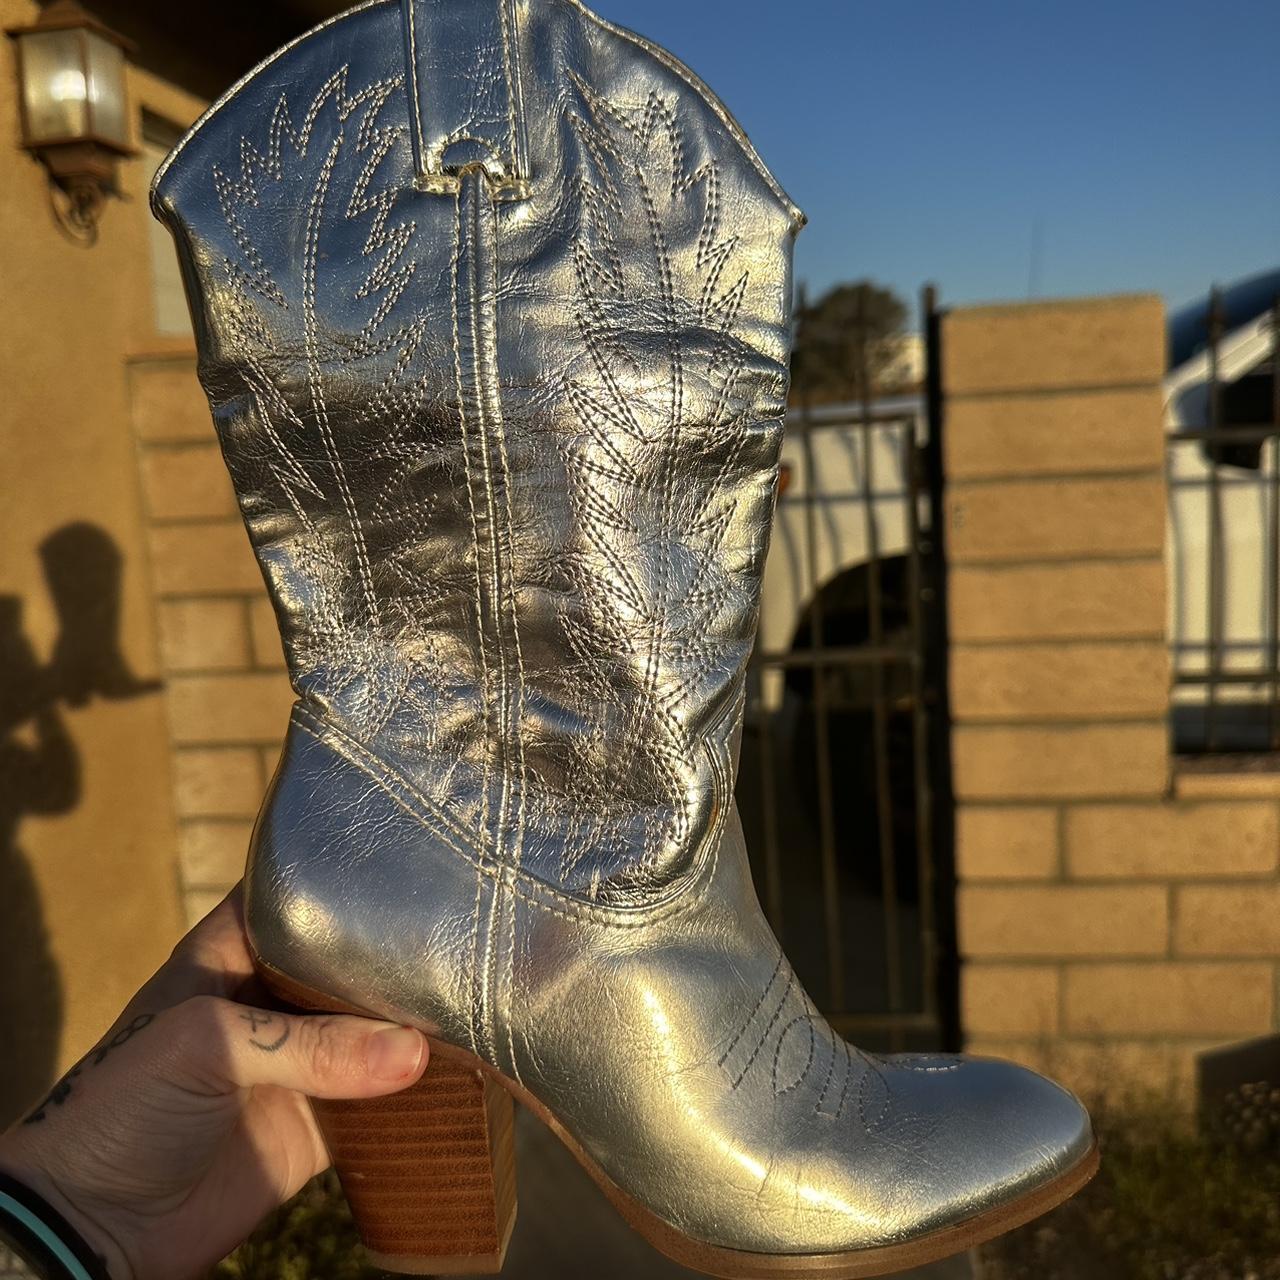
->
[240, 1010, 291, 1053]
[24, 1014, 156, 1125]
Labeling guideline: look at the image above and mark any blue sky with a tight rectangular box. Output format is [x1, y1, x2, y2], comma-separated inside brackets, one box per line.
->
[593, 0, 1280, 327]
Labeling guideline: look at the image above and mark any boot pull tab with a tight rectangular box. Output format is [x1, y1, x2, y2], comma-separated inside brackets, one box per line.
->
[401, 0, 530, 198]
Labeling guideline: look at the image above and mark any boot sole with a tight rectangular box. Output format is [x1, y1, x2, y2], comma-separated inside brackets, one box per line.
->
[262, 964, 1099, 1279]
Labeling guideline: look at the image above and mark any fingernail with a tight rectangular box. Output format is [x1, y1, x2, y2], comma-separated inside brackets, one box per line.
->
[367, 1026, 425, 1082]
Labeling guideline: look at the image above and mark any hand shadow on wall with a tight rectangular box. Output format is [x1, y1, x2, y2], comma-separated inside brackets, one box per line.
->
[0, 523, 160, 1128]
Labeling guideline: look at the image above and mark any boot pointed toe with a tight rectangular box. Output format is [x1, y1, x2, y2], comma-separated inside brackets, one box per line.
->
[861, 1054, 1095, 1245]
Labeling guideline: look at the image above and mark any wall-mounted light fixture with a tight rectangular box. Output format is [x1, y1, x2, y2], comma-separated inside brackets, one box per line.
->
[7, 0, 136, 241]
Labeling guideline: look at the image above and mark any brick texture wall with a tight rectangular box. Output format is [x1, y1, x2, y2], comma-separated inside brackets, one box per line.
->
[128, 354, 292, 925]
[944, 295, 1280, 1101]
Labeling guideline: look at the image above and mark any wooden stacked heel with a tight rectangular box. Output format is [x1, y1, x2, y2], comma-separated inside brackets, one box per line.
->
[314, 1053, 518, 1274]
[260, 970, 518, 1275]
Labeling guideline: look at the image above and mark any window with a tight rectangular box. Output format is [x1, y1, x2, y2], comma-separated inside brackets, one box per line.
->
[141, 113, 192, 338]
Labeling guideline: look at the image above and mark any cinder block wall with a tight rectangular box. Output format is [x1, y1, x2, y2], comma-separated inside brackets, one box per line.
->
[128, 355, 293, 925]
[944, 295, 1280, 1100]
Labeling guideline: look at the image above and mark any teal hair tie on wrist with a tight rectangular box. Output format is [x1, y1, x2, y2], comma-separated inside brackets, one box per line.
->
[0, 1175, 108, 1280]
[0, 1190, 96, 1280]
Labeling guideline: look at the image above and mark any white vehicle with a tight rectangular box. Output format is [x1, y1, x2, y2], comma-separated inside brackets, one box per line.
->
[1165, 271, 1280, 754]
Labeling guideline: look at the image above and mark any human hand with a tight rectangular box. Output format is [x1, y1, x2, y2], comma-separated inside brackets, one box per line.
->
[0, 887, 428, 1280]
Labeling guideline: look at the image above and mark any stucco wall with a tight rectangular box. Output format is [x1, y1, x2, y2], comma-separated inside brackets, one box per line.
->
[127, 354, 293, 928]
[0, 0, 202, 1124]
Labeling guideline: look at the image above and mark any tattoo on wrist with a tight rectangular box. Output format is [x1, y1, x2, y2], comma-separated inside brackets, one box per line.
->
[240, 1010, 291, 1053]
[23, 1014, 156, 1125]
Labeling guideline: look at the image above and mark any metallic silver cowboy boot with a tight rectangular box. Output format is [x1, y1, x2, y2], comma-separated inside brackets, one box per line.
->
[152, 1, 1096, 1274]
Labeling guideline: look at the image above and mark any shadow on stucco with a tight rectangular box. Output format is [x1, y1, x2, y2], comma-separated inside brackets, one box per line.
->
[0, 523, 160, 1128]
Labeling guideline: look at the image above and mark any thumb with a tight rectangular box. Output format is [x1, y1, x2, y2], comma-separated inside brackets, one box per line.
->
[170, 995, 429, 1099]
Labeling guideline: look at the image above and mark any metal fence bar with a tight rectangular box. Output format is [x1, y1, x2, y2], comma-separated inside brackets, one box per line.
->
[756, 645, 919, 670]
[751, 663, 785, 932]
[922, 284, 961, 1050]
[1269, 433, 1280, 751]
[903, 413, 938, 1023]
[798, 358, 845, 1011]
[1173, 669, 1280, 686]
[854, 309, 904, 1036]
[1269, 300, 1280, 751]
[1174, 425, 1280, 444]
[1165, 401, 1178, 747]
[1204, 287, 1225, 751]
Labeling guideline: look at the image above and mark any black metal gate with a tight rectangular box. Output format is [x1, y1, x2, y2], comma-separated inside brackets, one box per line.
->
[736, 286, 958, 1053]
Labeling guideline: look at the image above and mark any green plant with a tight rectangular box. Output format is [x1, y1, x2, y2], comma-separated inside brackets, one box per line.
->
[791, 279, 910, 401]
[981, 1091, 1280, 1280]
[213, 1173, 382, 1280]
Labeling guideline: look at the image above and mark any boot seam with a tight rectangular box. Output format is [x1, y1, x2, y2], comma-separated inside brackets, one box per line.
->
[455, 168, 529, 1081]
[451, 176, 493, 1062]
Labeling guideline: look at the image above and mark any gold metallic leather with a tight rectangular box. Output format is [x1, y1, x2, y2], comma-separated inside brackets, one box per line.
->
[152, 0, 1092, 1258]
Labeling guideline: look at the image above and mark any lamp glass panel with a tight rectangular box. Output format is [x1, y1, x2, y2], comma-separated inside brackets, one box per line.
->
[18, 28, 88, 143]
[84, 31, 127, 146]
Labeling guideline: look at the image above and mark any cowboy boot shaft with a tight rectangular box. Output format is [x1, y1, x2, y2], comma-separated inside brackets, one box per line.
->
[153, 4, 1096, 1271]
[153, 0, 801, 909]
